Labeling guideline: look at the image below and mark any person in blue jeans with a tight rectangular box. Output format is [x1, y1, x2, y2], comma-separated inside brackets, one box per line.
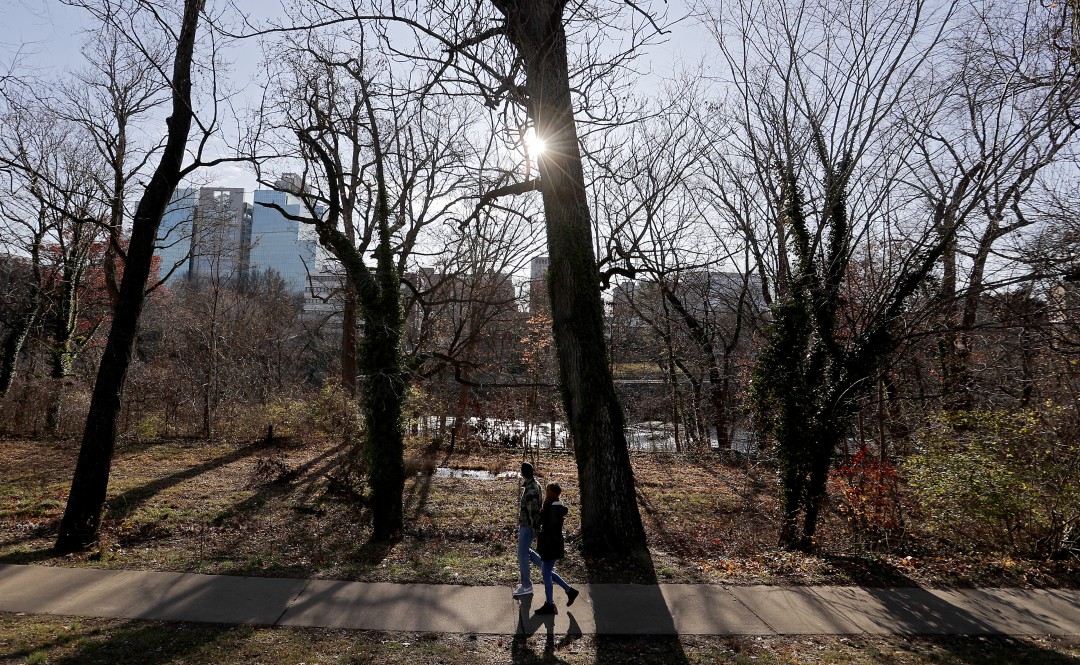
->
[533, 482, 579, 615]
[513, 462, 543, 597]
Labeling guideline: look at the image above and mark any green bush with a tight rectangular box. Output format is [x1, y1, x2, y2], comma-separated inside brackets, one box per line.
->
[905, 407, 1080, 558]
[134, 415, 164, 443]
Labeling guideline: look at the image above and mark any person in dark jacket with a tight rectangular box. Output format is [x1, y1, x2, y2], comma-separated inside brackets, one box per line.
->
[533, 482, 579, 615]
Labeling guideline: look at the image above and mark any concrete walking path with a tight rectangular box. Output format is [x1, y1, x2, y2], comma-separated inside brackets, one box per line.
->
[1, 564, 1077, 636]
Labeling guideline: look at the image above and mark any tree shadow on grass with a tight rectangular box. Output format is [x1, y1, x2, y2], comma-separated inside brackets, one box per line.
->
[0, 619, 235, 665]
[818, 552, 934, 587]
[209, 441, 349, 527]
[403, 448, 453, 524]
[101, 439, 274, 522]
[201, 442, 401, 578]
[0, 543, 66, 564]
[1, 442, 299, 563]
[912, 636, 1080, 664]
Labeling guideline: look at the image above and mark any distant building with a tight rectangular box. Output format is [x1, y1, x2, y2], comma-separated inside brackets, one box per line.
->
[155, 176, 322, 296]
[155, 187, 198, 284]
[249, 179, 318, 294]
[529, 256, 550, 315]
[154, 186, 249, 286]
[611, 278, 640, 326]
[189, 187, 249, 285]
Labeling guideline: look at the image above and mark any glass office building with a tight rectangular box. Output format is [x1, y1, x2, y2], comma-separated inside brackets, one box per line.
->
[249, 189, 318, 294]
[155, 187, 198, 285]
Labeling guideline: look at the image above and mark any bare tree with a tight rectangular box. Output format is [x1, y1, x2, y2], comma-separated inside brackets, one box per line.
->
[251, 23, 482, 539]
[238, 0, 666, 557]
[0, 90, 110, 397]
[52, 25, 169, 311]
[917, 0, 1080, 406]
[403, 200, 541, 449]
[56, 0, 239, 552]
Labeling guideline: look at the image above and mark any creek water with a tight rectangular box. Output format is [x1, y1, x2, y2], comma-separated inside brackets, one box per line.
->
[432, 467, 518, 480]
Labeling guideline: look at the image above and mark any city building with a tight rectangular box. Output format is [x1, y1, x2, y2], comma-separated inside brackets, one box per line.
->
[155, 176, 321, 296]
[189, 187, 250, 285]
[249, 177, 318, 294]
[154, 186, 249, 286]
[155, 187, 198, 284]
[529, 255, 550, 315]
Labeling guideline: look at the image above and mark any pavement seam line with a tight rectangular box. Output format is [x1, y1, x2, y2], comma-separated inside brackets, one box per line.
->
[273, 577, 312, 626]
[726, 585, 778, 634]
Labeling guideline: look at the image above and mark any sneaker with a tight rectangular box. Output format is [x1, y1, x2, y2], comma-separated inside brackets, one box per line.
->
[566, 588, 579, 606]
[535, 602, 557, 615]
[512, 585, 533, 597]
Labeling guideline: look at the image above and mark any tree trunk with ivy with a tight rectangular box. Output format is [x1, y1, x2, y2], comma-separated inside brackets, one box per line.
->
[312, 214, 406, 541]
[358, 215, 406, 541]
[754, 164, 955, 551]
[495, 0, 647, 557]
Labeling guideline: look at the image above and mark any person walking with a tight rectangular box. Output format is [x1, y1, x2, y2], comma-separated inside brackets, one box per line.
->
[533, 482, 579, 615]
[513, 462, 543, 597]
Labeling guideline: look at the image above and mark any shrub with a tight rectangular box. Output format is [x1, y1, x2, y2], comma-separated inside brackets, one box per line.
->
[905, 407, 1080, 558]
[830, 446, 905, 550]
[134, 415, 164, 443]
[311, 381, 363, 440]
[248, 453, 298, 487]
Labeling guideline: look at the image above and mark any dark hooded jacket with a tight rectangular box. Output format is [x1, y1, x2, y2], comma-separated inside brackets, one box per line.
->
[536, 498, 568, 560]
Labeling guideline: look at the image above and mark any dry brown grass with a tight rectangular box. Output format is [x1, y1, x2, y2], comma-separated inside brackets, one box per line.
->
[1, 435, 1077, 588]
[1, 612, 1078, 664]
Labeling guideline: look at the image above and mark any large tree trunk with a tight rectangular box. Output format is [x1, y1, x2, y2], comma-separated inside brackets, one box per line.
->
[498, 1, 647, 556]
[55, 0, 201, 553]
[361, 258, 406, 541]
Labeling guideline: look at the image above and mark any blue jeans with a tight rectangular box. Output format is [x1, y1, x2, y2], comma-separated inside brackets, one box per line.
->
[518, 526, 539, 586]
[540, 558, 571, 604]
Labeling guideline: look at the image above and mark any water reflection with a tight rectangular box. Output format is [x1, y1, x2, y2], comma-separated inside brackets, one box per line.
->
[414, 416, 759, 453]
[432, 467, 518, 480]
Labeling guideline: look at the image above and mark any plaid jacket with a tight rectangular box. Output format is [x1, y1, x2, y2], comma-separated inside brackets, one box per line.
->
[518, 477, 543, 529]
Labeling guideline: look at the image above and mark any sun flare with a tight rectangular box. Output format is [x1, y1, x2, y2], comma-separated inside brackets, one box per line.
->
[524, 128, 546, 157]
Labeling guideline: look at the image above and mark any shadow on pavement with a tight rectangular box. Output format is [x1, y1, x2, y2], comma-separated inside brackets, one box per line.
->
[512, 591, 579, 664]
[813, 557, 1080, 664]
[587, 548, 691, 665]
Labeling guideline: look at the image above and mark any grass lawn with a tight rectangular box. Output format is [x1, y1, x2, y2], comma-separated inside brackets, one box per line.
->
[2, 613, 1078, 664]
[1, 436, 1075, 588]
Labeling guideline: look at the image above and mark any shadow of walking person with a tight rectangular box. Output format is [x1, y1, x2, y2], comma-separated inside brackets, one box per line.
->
[512, 591, 575, 664]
